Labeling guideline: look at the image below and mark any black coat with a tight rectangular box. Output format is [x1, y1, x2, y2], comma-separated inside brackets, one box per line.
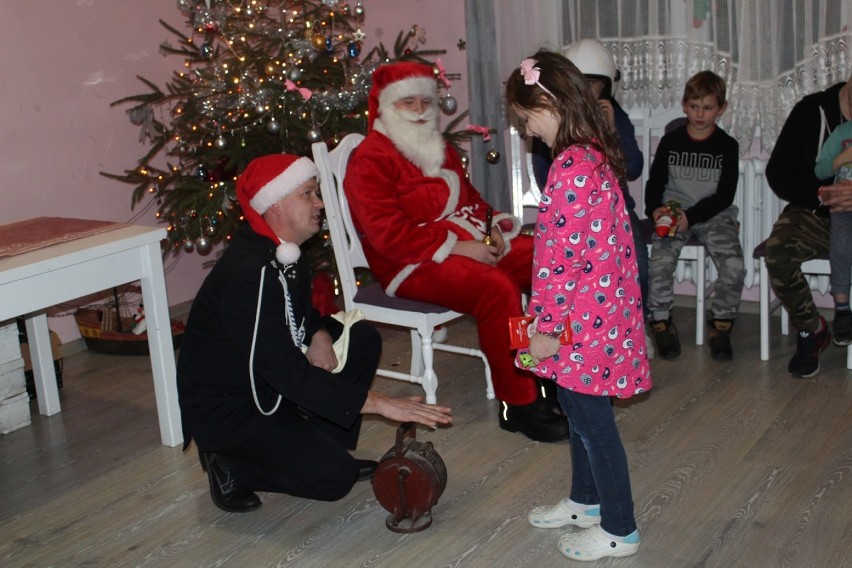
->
[766, 82, 845, 215]
[177, 224, 367, 453]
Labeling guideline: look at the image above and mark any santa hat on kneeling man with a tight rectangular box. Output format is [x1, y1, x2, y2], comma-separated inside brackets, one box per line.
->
[236, 153, 318, 265]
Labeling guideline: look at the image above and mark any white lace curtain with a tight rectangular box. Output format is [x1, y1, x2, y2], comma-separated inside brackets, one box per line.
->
[560, 0, 851, 152]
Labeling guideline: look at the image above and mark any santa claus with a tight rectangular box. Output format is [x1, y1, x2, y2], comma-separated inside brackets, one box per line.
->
[344, 61, 567, 442]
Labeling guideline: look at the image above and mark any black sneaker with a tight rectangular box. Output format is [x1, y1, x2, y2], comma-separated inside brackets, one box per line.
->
[788, 316, 832, 378]
[707, 318, 734, 360]
[833, 310, 852, 346]
[650, 317, 681, 360]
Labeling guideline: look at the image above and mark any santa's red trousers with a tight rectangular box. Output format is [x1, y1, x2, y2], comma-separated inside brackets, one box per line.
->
[395, 235, 537, 405]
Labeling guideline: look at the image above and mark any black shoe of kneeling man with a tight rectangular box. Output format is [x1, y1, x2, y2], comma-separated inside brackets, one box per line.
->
[199, 451, 262, 513]
[356, 459, 378, 481]
[499, 396, 569, 443]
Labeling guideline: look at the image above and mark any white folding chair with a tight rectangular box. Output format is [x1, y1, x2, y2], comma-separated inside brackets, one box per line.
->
[756, 243, 852, 369]
[311, 134, 494, 404]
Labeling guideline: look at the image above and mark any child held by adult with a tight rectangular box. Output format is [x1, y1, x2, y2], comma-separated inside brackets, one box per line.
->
[644, 71, 744, 361]
[814, 112, 852, 346]
[505, 50, 652, 562]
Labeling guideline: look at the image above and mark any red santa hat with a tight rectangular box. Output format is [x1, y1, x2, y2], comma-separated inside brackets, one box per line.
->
[236, 153, 318, 264]
[368, 61, 438, 130]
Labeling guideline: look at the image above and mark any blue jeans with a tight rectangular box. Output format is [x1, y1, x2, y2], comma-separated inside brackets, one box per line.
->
[829, 211, 852, 297]
[558, 388, 637, 536]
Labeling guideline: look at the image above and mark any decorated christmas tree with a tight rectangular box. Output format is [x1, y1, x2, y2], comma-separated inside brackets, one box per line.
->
[103, 0, 474, 259]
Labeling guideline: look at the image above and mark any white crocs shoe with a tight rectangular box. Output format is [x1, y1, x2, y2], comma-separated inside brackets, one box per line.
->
[558, 525, 640, 561]
[527, 498, 601, 529]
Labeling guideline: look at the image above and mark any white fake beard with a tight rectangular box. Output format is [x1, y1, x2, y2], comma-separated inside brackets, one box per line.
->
[376, 105, 445, 176]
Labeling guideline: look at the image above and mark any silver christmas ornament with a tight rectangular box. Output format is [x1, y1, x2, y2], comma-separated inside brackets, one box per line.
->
[354, 1, 365, 16]
[267, 118, 281, 133]
[486, 149, 501, 164]
[288, 68, 302, 81]
[215, 135, 227, 149]
[195, 236, 212, 255]
[307, 127, 323, 143]
[439, 94, 458, 114]
[182, 239, 195, 252]
[206, 225, 217, 236]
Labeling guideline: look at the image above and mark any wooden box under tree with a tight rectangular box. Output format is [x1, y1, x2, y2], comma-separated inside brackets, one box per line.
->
[74, 306, 184, 356]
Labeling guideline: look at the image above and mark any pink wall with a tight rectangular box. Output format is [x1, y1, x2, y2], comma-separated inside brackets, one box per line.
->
[364, 0, 470, 119]
[0, 1, 209, 342]
[0, 0, 468, 343]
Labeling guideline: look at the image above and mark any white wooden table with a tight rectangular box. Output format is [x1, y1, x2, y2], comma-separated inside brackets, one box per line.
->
[0, 224, 182, 447]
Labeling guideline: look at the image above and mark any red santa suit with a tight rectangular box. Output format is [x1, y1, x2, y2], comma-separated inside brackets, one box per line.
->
[344, 64, 539, 406]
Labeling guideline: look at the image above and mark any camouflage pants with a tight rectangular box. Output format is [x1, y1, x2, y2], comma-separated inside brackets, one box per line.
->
[648, 205, 745, 321]
[763, 206, 830, 332]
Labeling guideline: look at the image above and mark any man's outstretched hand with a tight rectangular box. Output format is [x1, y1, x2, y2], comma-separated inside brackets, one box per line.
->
[362, 391, 452, 429]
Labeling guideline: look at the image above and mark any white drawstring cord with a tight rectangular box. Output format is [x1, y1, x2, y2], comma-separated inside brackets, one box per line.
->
[249, 265, 282, 416]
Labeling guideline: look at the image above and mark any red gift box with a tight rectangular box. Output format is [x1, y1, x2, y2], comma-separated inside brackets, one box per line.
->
[508, 316, 572, 349]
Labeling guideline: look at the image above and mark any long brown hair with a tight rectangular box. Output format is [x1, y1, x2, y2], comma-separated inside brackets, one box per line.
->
[505, 49, 626, 181]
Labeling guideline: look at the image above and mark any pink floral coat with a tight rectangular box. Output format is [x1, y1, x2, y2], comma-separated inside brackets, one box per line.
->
[517, 143, 652, 398]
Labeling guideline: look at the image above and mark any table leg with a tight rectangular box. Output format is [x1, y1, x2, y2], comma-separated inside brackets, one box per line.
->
[138, 242, 183, 447]
[25, 313, 61, 415]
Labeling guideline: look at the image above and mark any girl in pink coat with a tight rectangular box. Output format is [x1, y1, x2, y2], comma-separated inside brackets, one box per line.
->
[505, 50, 652, 562]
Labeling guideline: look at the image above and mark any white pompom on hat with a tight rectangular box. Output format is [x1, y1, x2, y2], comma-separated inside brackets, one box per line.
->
[236, 153, 318, 264]
[368, 61, 438, 130]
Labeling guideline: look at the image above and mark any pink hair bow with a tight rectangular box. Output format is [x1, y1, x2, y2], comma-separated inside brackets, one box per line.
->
[284, 79, 312, 101]
[519, 58, 555, 98]
[465, 124, 491, 142]
[435, 58, 452, 89]
[519, 58, 541, 86]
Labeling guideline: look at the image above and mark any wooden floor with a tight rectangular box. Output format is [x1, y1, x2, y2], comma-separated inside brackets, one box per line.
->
[1, 307, 851, 568]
